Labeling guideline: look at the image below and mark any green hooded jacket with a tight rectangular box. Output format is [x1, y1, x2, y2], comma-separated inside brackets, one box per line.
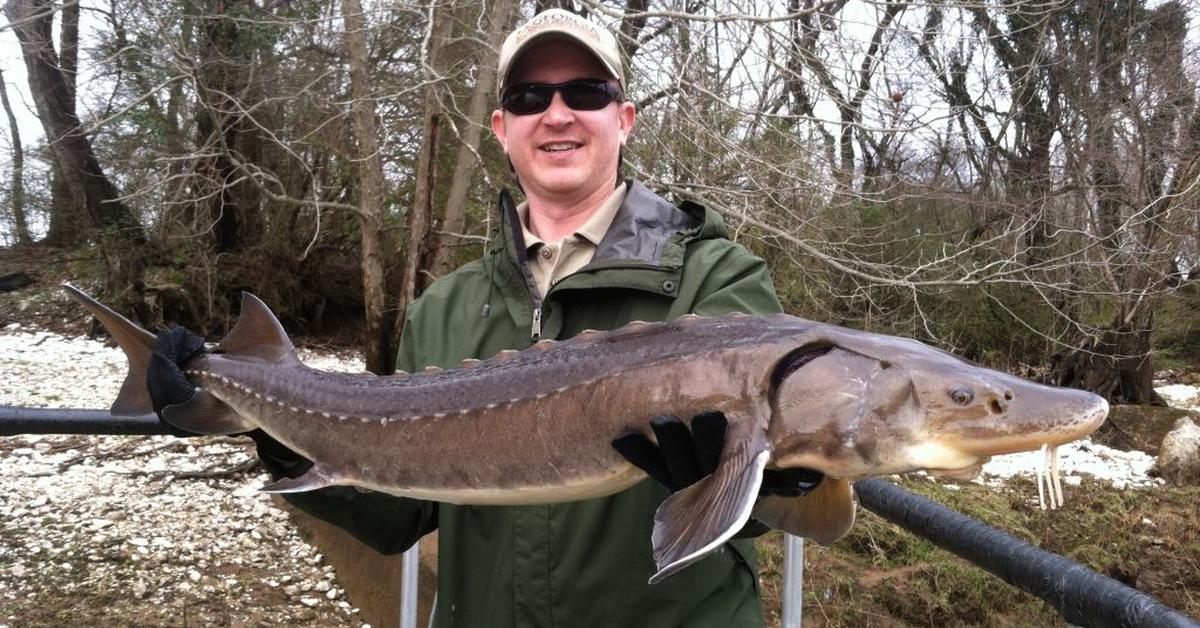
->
[282, 181, 783, 628]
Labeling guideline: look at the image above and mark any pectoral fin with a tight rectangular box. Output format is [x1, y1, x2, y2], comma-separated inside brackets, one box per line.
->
[160, 389, 254, 435]
[752, 476, 856, 545]
[649, 432, 770, 584]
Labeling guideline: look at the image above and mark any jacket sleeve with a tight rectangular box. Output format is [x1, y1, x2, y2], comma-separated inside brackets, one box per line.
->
[274, 311, 439, 555]
[688, 242, 784, 318]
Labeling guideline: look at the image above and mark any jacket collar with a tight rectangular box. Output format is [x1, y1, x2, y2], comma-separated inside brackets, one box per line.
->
[493, 180, 710, 269]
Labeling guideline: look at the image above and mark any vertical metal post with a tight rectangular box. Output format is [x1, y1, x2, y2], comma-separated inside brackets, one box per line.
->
[400, 544, 419, 628]
[781, 534, 804, 627]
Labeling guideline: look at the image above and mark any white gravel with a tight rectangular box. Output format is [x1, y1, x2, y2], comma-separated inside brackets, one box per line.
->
[0, 325, 369, 626]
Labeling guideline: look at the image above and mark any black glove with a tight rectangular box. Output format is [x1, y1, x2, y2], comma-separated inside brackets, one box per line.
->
[145, 326, 312, 479]
[145, 326, 207, 436]
[611, 411, 824, 497]
[246, 429, 314, 480]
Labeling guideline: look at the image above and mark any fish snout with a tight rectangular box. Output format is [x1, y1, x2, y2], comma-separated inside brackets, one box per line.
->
[937, 383, 1109, 458]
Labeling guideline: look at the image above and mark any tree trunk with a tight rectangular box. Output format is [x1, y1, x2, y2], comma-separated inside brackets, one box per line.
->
[5, 0, 147, 314]
[1052, 313, 1166, 406]
[59, 0, 78, 102]
[192, 0, 263, 252]
[0, 70, 30, 245]
[37, 0, 84, 246]
[392, 2, 451, 349]
[342, 0, 393, 375]
[427, 0, 515, 279]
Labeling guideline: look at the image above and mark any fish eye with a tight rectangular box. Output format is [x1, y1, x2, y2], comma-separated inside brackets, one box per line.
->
[948, 385, 974, 405]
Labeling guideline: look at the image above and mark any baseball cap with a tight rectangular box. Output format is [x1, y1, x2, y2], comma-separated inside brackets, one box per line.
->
[496, 9, 625, 98]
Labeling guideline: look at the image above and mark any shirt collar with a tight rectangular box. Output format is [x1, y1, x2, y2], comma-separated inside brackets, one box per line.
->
[517, 182, 629, 250]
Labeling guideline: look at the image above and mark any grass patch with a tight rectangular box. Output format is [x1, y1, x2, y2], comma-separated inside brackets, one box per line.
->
[756, 477, 1200, 627]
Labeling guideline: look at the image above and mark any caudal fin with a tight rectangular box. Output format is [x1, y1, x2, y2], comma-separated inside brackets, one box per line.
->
[63, 284, 156, 416]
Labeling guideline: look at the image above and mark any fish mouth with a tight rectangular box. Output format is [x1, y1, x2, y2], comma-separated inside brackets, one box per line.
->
[926, 460, 988, 480]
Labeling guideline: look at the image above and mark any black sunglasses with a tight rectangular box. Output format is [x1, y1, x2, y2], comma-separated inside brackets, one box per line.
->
[501, 79, 623, 116]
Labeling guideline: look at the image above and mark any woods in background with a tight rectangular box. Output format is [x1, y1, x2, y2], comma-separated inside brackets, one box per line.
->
[0, 0, 1197, 401]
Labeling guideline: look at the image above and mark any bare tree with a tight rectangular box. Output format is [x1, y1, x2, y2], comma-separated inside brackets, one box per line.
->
[343, 0, 392, 374]
[5, 0, 147, 315]
[0, 69, 30, 245]
[393, 0, 453, 351]
[428, 0, 517, 280]
[1, 0, 1191, 407]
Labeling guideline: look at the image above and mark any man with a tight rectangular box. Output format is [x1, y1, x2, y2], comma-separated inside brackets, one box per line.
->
[253, 9, 797, 627]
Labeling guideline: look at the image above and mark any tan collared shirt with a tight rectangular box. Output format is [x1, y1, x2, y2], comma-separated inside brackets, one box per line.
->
[518, 183, 627, 297]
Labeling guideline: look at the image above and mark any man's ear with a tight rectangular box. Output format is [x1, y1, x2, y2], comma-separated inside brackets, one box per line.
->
[618, 102, 635, 145]
[490, 109, 508, 152]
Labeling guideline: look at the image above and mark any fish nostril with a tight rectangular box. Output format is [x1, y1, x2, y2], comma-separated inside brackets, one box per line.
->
[1004, 390, 1014, 401]
[990, 399, 1006, 414]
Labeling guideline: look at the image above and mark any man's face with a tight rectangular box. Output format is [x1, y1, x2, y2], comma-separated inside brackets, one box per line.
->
[491, 39, 635, 204]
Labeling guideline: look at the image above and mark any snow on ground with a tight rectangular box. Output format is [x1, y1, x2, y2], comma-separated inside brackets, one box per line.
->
[977, 440, 1161, 490]
[1157, 383, 1200, 413]
[0, 326, 370, 627]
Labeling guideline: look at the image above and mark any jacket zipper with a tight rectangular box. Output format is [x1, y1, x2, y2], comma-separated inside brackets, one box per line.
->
[531, 306, 542, 339]
[499, 189, 546, 341]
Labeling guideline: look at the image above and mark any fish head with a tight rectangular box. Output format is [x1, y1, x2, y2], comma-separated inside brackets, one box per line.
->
[766, 337, 1109, 480]
[905, 365, 1108, 467]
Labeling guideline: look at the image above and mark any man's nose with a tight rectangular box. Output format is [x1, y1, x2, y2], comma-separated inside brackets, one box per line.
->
[541, 92, 574, 125]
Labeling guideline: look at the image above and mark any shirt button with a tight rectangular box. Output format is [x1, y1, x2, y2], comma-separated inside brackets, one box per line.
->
[540, 248, 553, 260]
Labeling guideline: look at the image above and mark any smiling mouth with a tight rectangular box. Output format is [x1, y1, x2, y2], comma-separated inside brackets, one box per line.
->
[541, 142, 582, 153]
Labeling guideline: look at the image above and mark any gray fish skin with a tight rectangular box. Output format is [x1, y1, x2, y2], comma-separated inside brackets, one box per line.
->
[188, 312, 1106, 500]
[64, 285, 1109, 582]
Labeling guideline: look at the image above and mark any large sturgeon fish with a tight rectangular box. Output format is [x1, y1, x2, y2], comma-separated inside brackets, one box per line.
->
[66, 284, 1108, 582]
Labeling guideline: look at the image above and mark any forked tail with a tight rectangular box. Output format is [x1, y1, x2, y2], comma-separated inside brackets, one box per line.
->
[64, 284, 299, 435]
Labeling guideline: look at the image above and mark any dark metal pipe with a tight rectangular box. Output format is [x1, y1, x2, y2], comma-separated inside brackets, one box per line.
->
[0, 406, 171, 436]
[854, 478, 1199, 628]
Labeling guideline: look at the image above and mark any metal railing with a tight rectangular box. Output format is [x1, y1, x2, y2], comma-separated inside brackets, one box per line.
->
[3, 406, 1198, 628]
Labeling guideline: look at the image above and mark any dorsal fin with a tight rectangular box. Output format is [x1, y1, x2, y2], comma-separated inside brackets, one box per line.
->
[460, 358, 482, 367]
[423, 365, 443, 373]
[217, 292, 299, 365]
[495, 349, 520, 359]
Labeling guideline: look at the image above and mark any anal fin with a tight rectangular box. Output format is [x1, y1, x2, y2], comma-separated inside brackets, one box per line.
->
[752, 476, 856, 545]
[649, 434, 770, 584]
[261, 465, 341, 493]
